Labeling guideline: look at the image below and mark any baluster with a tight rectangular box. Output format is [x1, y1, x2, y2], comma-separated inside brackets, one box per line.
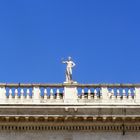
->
[44, 89, 48, 100]
[111, 89, 115, 99]
[108, 89, 112, 99]
[20, 89, 24, 99]
[133, 89, 136, 99]
[50, 89, 54, 99]
[4, 88, 6, 98]
[88, 89, 91, 99]
[122, 89, 126, 99]
[82, 89, 85, 99]
[15, 89, 18, 99]
[117, 89, 120, 99]
[94, 89, 98, 99]
[56, 89, 60, 99]
[62, 89, 64, 100]
[9, 89, 12, 99]
[27, 89, 30, 99]
[38, 88, 41, 99]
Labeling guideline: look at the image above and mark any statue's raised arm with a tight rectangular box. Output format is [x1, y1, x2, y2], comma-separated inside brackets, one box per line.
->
[62, 57, 75, 83]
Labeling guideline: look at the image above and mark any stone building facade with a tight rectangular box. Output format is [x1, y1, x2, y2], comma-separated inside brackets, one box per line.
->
[0, 83, 140, 140]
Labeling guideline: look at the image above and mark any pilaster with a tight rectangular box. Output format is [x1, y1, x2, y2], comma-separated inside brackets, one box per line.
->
[135, 87, 140, 102]
[101, 87, 109, 102]
[64, 83, 78, 103]
[33, 87, 41, 103]
[0, 87, 6, 103]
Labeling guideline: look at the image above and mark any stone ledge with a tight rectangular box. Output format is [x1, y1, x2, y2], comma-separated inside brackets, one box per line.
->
[0, 105, 139, 116]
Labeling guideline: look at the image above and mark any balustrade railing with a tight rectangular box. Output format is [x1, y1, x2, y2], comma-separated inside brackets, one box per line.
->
[5, 88, 64, 99]
[77, 87, 135, 100]
[0, 83, 139, 104]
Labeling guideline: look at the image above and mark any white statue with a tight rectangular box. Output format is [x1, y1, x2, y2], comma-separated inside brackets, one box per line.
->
[62, 57, 76, 82]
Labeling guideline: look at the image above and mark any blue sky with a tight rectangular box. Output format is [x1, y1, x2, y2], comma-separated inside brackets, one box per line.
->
[0, 0, 140, 83]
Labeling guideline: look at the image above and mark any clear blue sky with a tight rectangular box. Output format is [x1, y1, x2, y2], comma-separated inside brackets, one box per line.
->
[0, 0, 140, 83]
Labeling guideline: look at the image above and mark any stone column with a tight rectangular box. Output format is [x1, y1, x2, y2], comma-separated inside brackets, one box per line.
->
[33, 87, 41, 103]
[64, 84, 78, 103]
[0, 87, 6, 103]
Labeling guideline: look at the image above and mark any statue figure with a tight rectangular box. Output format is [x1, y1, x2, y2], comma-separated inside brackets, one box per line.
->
[62, 57, 76, 82]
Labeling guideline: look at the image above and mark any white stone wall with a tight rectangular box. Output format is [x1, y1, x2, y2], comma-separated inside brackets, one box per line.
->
[0, 132, 140, 140]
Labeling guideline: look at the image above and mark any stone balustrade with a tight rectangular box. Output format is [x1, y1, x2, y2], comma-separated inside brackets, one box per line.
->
[0, 83, 140, 104]
[77, 87, 135, 100]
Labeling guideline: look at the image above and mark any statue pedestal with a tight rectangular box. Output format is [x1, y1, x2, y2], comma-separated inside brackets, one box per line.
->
[63, 82, 78, 103]
[63, 81, 77, 84]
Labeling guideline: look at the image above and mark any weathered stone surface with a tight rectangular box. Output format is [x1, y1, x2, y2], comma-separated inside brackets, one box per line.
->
[0, 105, 139, 117]
[0, 132, 140, 140]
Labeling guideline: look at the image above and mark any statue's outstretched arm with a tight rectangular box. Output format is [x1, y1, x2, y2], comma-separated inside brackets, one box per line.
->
[62, 61, 67, 64]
